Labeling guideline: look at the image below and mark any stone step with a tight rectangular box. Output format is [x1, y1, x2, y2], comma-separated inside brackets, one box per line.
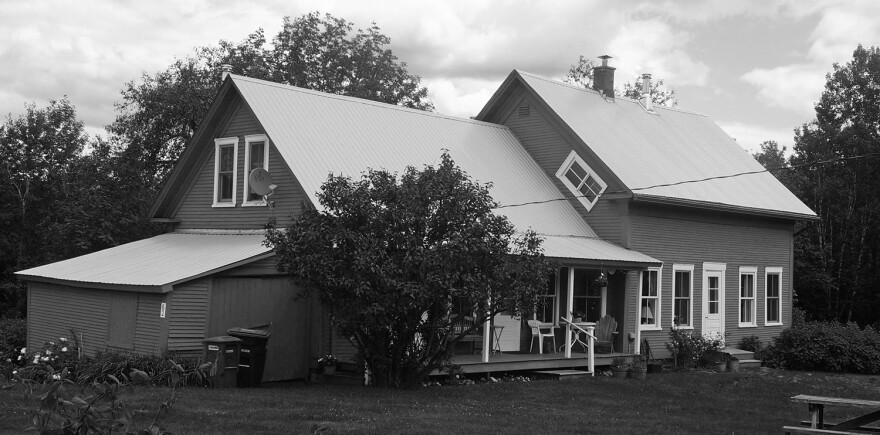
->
[531, 369, 592, 380]
[738, 359, 762, 369]
[725, 347, 755, 360]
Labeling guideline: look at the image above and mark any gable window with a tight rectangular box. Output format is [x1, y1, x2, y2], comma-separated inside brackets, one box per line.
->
[672, 264, 694, 328]
[639, 268, 661, 330]
[765, 267, 783, 326]
[555, 150, 607, 211]
[739, 266, 757, 327]
[243, 134, 270, 206]
[213, 137, 238, 207]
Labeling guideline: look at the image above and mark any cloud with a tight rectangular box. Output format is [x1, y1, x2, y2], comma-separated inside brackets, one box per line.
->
[716, 120, 798, 154]
[741, 65, 825, 116]
[422, 77, 499, 118]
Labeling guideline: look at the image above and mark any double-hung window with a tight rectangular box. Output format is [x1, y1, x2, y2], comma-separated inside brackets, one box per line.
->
[765, 267, 783, 326]
[672, 264, 694, 328]
[243, 134, 270, 206]
[739, 266, 757, 327]
[213, 137, 239, 207]
[536, 272, 560, 324]
[555, 150, 607, 211]
[639, 268, 661, 329]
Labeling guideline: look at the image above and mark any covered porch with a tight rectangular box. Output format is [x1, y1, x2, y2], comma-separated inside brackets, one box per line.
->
[432, 351, 637, 376]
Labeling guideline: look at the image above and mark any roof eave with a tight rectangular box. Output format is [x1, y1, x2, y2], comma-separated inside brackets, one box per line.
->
[632, 194, 819, 221]
[15, 274, 171, 293]
[550, 256, 662, 269]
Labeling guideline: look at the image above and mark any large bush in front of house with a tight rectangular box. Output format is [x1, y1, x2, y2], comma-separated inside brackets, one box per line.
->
[265, 152, 552, 388]
[665, 327, 725, 369]
[761, 316, 880, 374]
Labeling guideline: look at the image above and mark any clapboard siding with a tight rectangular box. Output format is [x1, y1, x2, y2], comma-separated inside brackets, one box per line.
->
[134, 293, 166, 354]
[174, 102, 309, 229]
[167, 280, 209, 356]
[499, 92, 625, 244]
[208, 277, 313, 381]
[27, 282, 110, 356]
[218, 255, 283, 277]
[630, 204, 794, 357]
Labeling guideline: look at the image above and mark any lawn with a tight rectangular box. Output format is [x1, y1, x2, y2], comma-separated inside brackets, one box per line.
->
[2, 368, 880, 434]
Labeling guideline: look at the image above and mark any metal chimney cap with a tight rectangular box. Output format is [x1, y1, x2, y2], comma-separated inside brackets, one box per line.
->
[598, 55, 613, 66]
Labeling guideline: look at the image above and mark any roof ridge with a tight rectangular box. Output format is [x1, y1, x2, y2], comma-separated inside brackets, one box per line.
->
[513, 70, 706, 117]
[230, 74, 514, 131]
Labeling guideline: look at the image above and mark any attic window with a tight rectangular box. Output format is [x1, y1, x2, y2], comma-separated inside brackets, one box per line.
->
[518, 104, 530, 117]
[213, 137, 239, 207]
[243, 134, 270, 206]
[555, 150, 607, 211]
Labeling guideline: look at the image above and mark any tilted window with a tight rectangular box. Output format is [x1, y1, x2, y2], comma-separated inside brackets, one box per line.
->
[555, 150, 607, 211]
[213, 137, 239, 207]
[765, 267, 783, 325]
[243, 134, 270, 206]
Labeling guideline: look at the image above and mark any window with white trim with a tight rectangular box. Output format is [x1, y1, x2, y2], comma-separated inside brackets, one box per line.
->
[213, 137, 238, 207]
[765, 267, 783, 326]
[555, 150, 607, 211]
[639, 268, 661, 329]
[536, 271, 560, 324]
[739, 266, 757, 326]
[672, 264, 694, 328]
[243, 134, 270, 205]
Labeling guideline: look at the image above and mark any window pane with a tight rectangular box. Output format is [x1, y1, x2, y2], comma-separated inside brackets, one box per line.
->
[709, 301, 718, 314]
[741, 300, 753, 323]
[569, 161, 587, 179]
[641, 299, 656, 325]
[674, 299, 690, 326]
[642, 271, 657, 296]
[565, 169, 582, 188]
[767, 274, 779, 297]
[220, 145, 234, 172]
[218, 173, 232, 201]
[741, 274, 754, 297]
[249, 142, 264, 170]
[587, 177, 602, 193]
[675, 271, 690, 297]
[767, 298, 779, 323]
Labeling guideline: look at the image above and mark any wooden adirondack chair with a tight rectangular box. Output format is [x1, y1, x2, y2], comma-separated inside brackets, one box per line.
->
[594, 315, 618, 353]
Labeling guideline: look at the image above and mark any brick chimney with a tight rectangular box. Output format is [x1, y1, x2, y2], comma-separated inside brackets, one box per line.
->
[221, 64, 232, 80]
[641, 73, 653, 111]
[592, 55, 615, 99]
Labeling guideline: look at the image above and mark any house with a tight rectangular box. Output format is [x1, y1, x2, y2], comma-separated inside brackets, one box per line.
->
[17, 59, 815, 380]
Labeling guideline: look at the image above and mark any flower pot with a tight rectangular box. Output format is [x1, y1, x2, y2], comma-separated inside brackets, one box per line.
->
[715, 361, 727, 372]
[727, 359, 740, 373]
[323, 365, 337, 374]
[611, 367, 629, 379]
[629, 367, 647, 380]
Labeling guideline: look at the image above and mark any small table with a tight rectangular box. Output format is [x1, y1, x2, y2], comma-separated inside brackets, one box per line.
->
[788, 394, 880, 433]
[491, 326, 504, 354]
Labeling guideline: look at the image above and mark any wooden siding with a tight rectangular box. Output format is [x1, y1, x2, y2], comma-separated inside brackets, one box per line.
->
[106, 292, 138, 350]
[499, 92, 625, 244]
[630, 203, 794, 358]
[134, 293, 166, 354]
[27, 282, 110, 356]
[173, 102, 309, 229]
[218, 255, 284, 277]
[208, 277, 314, 381]
[167, 280, 209, 356]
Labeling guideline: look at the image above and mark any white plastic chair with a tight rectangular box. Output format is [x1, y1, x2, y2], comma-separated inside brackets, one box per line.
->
[527, 320, 556, 354]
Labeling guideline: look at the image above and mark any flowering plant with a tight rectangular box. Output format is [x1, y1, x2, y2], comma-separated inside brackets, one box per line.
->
[11, 334, 80, 383]
[316, 354, 338, 369]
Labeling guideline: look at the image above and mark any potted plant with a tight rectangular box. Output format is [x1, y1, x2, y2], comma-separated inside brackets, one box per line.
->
[727, 355, 740, 373]
[629, 357, 648, 380]
[571, 311, 585, 323]
[610, 357, 630, 379]
[317, 354, 338, 374]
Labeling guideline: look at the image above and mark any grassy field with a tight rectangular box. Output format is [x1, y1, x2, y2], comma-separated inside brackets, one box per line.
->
[2, 368, 880, 434]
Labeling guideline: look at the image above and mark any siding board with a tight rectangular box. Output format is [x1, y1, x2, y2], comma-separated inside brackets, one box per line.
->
[27, 283, 110, 356]
[167, 280, 209, 356]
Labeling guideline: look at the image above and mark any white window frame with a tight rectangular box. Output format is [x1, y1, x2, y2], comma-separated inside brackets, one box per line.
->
[242, 134, 270, 206]
[765, 267, 783, 326]
[535, 270, 560, 325]
[639, 267, 662, 331]
[212, 137, 239, 207]
[555, 150, 607, 211]
[739, 266, 758, 327]
[672, 264, 694, 329]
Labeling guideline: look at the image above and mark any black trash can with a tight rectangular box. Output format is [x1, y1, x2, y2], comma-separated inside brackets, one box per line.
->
[227, 327, 271, 387]
[203, 335, 242, 388]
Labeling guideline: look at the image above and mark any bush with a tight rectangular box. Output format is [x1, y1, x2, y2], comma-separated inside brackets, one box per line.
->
[76, 351, 211, 387]
[739, 335, 762, 353]
[762, 320, 880, 374]
[666, 328, 725, 369]
[0, 318, 27, 379]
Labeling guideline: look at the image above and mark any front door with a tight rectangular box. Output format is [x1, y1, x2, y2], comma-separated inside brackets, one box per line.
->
[702, 265, 726, 337]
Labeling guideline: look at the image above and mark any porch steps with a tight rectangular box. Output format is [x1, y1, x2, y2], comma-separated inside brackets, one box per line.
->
[726, 347, 762, 369]
[531, 369, 593, 380]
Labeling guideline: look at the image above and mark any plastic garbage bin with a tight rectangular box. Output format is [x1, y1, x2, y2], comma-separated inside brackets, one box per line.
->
[204, 335, 242, 388]
[227, 327, 271, 387]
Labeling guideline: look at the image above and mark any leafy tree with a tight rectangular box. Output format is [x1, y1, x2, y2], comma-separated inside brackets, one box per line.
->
[788, 45, 880, 324]
[264, 153, 552, 387]
[564, 56, 677, 106]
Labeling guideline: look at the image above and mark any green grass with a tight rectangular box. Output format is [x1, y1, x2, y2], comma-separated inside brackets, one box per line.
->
[3, 369, 880, 434]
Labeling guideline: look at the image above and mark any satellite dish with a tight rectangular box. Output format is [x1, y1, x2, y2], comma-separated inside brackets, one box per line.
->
[248, 168, 274, 196]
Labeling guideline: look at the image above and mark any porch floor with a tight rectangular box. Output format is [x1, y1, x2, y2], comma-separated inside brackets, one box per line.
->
[431, 351, 636, 376]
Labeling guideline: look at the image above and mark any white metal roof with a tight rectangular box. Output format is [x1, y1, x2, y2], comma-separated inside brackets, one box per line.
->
[515, 71, 816, 219]
[231, 75, 658, 266]
[16, 233, 271, 291]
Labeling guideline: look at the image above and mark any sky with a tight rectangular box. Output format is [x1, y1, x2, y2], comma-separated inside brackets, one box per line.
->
[2, 0, 879, 155]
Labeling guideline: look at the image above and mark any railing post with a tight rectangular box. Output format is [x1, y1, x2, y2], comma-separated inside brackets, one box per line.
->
[587, 325, 595, 376]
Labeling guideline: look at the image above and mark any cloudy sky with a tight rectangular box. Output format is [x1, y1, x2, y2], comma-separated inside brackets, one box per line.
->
[2, 0, 878, 154]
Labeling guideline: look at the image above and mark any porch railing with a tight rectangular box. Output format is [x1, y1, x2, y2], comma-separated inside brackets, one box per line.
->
[560, 316, 596, 376]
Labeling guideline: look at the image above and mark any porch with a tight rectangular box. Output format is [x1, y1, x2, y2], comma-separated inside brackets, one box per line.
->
[430, 351, 637, 376]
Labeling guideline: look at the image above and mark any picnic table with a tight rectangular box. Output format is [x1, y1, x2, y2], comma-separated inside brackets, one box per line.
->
[784, 394, 880, 434]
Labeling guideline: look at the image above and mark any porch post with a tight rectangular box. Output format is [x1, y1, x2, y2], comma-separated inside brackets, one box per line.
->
[565, 267, 575, 359]
[482, 296, 491, 363]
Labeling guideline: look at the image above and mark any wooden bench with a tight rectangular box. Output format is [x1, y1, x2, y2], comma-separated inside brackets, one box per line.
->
[786, 394, 880, 434]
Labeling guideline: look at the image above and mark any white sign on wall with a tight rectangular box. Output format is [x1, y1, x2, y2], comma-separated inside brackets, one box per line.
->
[160, 302, 166, 318]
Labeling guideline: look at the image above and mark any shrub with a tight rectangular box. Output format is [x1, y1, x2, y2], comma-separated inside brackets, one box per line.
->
[761, 320, 880, 374]
[9, 332, 82, 383]
[76, 351, 211, 387]
[666, 328, 725, 369]
[739, 335, 762, 353]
